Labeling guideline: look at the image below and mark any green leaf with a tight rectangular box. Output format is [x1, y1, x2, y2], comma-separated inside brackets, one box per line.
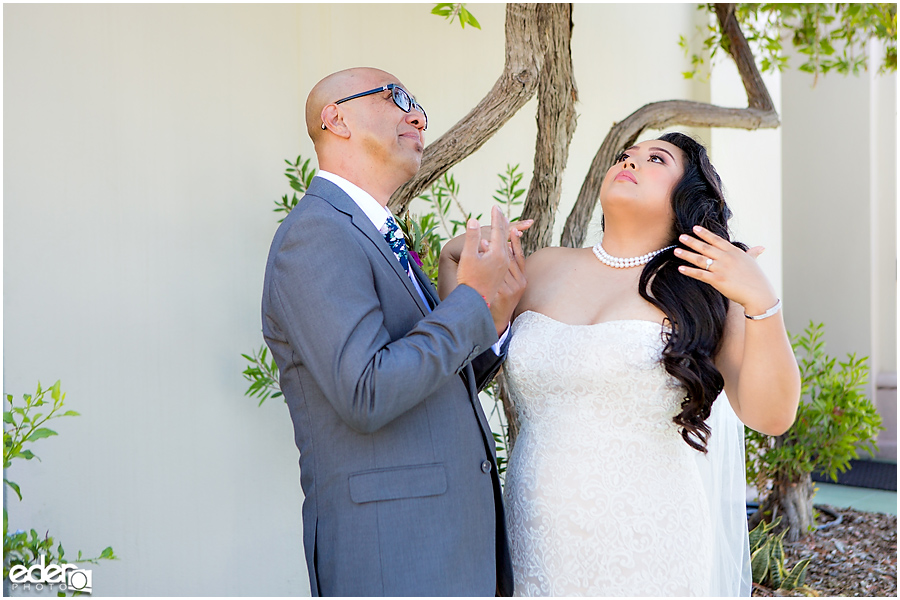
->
[431, 4, 452, 18]
[782, 557, 812, 589]
[460, 7, 481, 29]
[5, 478, 22, 501]
[748, 519, 768, 551]
[770, 556, 785, 588]
[50, 381, 62, 402]
[771, 528, 786, 565]
[751, 544, 771, 583]
[26, 428, 58, 442]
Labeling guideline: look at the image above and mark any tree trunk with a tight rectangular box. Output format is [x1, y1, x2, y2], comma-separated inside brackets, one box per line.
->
[498, 373, 520, 449]
[519, 3, 578, 256]
[389, 4, 544, 214]
[497, 5, 576, 448]
[749, 472, 816, 543]
[559, 2, 780, 249]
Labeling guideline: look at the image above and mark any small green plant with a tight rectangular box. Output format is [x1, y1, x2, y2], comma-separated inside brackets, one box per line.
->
[431, 3, 481, 29]
[4, 381, 76, 502]
[680, 4, 896, 81]
[493, 164, 526, 221]
[241, 346, 282, 406]
[746, 321, 883, 541]
[273, 155, 317, 221]
[749, 517, 813, 591]
[4, 381, 117, 590]
[415, 172, 480, 240]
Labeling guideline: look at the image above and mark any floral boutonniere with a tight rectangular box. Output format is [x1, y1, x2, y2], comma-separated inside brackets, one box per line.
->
[396, 213, 442, 284]
[396, 214, 425, 266]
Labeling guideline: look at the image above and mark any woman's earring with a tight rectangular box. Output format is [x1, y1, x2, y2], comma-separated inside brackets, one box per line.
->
[321, 123, 327, 130]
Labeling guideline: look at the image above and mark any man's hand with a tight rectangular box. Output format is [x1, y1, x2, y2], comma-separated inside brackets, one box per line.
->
[489, 223, 527, 336]
[438, 216, 533, 300]
[456, 206, 513, 309]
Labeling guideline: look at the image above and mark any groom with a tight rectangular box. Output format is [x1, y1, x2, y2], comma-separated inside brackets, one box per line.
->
[261, 67, 522, 596]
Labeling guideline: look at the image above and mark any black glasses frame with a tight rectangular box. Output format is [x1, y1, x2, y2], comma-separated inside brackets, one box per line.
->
[333, 84, 427, 130]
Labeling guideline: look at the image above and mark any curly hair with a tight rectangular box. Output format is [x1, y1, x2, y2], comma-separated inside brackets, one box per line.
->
[633, 132, 747, 452]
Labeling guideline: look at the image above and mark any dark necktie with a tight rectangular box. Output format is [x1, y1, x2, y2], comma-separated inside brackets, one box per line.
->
[382, 215, 410, 273]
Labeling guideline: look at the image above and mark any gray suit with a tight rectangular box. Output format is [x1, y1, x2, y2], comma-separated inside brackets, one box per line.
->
[261, 177, 513, 596]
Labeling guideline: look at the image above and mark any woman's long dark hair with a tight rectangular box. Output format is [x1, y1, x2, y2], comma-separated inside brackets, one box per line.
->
[635, 132, 747, 453]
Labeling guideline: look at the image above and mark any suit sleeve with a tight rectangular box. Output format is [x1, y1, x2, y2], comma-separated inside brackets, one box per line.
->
[265, 212, 499, 434]
[470, 333, 510, 392]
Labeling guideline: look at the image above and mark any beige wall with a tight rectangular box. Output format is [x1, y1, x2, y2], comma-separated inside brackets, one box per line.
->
[781, 42, 897, 459]
[4, 3, 309, 596]
[4, 3, 894, 596]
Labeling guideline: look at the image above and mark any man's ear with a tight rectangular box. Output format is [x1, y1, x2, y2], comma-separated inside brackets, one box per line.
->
[321, 104, 350, 139]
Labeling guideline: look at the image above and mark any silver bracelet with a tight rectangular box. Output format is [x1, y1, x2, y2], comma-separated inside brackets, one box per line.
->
[745, 298, 782, 321]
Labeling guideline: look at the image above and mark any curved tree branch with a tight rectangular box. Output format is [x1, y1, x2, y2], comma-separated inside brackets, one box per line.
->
[389, 4, 544, 214]
[519, 3, 578, 256]
[559, 3, 780, 249]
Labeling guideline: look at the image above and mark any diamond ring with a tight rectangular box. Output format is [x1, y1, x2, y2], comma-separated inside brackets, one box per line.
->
[705, 258, 714, 270]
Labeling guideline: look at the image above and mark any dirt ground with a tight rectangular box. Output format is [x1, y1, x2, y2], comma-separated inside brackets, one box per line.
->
[751, 505, 897, 597]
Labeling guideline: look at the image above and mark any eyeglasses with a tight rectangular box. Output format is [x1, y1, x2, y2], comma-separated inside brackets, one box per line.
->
[331, 83, 428, 130]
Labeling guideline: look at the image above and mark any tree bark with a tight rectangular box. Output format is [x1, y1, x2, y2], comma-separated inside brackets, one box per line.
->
[749, 472, 816, 543]
[519, 3, 578, 256]
[496, 5, 576, 450]
[559, 2, 780, 249]
[389, 4, 544, 214]
[498, 371, 520, 448]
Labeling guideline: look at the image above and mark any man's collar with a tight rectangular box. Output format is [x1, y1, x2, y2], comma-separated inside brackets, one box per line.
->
[316, 170, 392, 231]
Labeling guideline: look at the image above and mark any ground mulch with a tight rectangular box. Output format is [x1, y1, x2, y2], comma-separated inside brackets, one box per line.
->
[751, 505, 897, 597]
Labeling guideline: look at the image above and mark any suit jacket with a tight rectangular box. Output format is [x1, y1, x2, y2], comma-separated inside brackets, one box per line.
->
[261, 177, 513, 596]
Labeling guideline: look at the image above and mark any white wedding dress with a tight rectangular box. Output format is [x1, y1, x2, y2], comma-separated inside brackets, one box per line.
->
[502, 311, 751, 596]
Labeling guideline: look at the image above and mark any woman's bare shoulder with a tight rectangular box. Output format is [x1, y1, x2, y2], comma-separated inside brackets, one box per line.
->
[525, 245, 589, 270]
[517, 246, 594, 317]
[522, 246, 593, 288]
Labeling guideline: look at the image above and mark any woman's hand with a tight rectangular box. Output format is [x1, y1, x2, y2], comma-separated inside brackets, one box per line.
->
[679, 225, 800, 435]
[674, 225, 777, 316]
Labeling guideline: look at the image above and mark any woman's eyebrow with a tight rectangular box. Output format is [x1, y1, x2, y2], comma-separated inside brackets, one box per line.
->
[623, 145, 677, 164]
[648, 147, 677, 163]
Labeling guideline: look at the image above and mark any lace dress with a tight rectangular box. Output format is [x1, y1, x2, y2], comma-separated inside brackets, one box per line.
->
[503, 311, 713, 596]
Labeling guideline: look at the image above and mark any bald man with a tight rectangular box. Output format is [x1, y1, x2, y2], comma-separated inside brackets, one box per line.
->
[261, 68, 521, 596]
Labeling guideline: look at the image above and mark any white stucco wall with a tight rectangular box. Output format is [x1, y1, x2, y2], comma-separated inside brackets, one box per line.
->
[4, 3, 894, 596]
[4, 4, 309, 596]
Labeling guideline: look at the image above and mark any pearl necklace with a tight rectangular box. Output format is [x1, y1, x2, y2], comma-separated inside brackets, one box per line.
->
[592, 242, 675, 269]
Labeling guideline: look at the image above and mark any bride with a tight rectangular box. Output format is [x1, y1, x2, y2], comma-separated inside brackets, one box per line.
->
[439, 132, 800, 596]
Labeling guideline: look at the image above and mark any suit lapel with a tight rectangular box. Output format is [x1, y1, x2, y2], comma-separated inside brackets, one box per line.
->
[410, 260, 438, 311]
[463, 362, 498, 453]
[309, 177, 430, 316]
